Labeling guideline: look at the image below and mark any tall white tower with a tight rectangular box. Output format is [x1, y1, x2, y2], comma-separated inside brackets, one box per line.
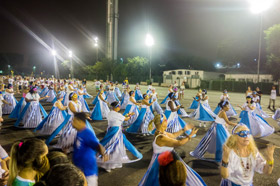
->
[106, 0, 119, 60]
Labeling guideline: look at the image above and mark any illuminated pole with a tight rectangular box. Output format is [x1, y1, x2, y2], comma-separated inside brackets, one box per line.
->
[145, 34, 154, 81]
[51, 50, 59, 79]
[69, 50, 74, 78]
[249, 0, 273, 83]
[94, 37, 99, 62]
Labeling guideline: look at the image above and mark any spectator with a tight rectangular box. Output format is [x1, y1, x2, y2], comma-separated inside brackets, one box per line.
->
[158, 151, 187, 186]
[47, 151, 70, 168]
[72, 112, 107, 186]
[268, 85, 277, 111]
[8, 138, 49, 186]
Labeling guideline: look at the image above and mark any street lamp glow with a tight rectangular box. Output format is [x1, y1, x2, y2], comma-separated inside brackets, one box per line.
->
[94, 37, 98, 42]
[33, 66, 36, 69]
[51, 50, 57, 56]
[145, 34, 154, 47]
[69, 50, 73, 58]
[94, 43, 98, 47]
[215, 63, 221, 68]
[237, 63, 240, 68]
[249, 0, 274, 14]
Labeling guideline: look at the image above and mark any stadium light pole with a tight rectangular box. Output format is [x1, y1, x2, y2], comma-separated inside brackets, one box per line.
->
[94, 37, 99, 62]
[69, 50, 74, 79]
[249, 0, 274, 83]
[51, 49, 59, 79]
[145, 34, 154, 81]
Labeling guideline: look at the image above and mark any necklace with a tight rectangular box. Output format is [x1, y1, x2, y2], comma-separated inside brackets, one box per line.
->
[237, 148, 251, 179]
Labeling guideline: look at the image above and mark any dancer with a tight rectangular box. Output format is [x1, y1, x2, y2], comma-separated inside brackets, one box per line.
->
[82, 83, 93, 99]
[256, 87, 263, 105]
[134, 83, 143, 101]
[123, 91, 140, 126]
[114, 82, 122, 98]
[64, 81, 76, 106]
[44, 83, 57, 103]
[272, 108, 280, 127]
[98, 101, 143, 172]
[120, 85, 130, 110]
[0, 92, 12, 125]
[77, 85, 90, 113]
[190, 101, 237, 162]
[106, 82, 119, 105]
[127, 94, 155, 135]
[189, 89, 202, 109]
[160, 84, 173, 105]
[14, 87, 48, 128]
[139, 114, 206, 186]
[189, 89, 216, 127]
[173, 87, 189, 118]
[252, 91, 269, 118]
[163, 93, 193, 135]
[147, 82, 153, 95]
[2, 84, 17, 115]
[95, 79, 101, 93]
[9, 87, 29, 119]
[34, 94, 68, 135]
[213, 90, 237, 118]
[245, 86, 253, 97]
[238, 96, 274, 138]
[39, 81, 49, 97]
[91, 89, 110, 120]
[268, 85, 277, 111]
[46, 92, 92, 150]
[150, 88, 163, 114]
[220, 124, 275, 186]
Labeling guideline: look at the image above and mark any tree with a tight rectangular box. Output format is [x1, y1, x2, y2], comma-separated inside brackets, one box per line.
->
[264, 24, 280, 80]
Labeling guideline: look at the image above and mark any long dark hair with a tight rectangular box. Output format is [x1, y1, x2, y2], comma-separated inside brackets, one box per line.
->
[246, 96, 254, 104]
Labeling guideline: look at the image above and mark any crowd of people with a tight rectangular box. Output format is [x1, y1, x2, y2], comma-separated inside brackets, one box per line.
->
[0, 75, 279, 186]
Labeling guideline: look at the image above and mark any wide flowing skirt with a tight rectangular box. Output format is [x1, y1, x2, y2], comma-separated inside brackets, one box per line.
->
[138, 151, 207, 186]
[123, 104, 140, 126]
[135, 89, 143, 101]
[2, 94, 17, 114]
[190, 123, 229, 162]
[239, 110, 274, 138]
[90, 100, 110, 120]
[213, 103, 237, 118]
[9, 97, 26, 119]
[106, 91, 119, 105]
[97, 126, 143, 170]
[78, 95, 90, 112]
[189, 103, 216, 122]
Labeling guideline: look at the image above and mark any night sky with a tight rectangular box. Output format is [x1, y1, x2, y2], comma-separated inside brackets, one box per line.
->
[0, 0, 280, 69]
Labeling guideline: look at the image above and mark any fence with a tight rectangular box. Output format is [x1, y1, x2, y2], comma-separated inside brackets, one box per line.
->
[200, 80, 277, 95]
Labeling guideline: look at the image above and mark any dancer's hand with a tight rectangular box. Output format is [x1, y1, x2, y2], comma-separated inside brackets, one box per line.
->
[102, 154, 109, 162]
[189, 127, 198, 137]
[184, 124, 194, 132]
[266, 144, 276, 160]
[0, 171, 9, 186]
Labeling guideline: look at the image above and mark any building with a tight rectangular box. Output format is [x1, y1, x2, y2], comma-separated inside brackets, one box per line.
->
[162, 69, 274, 88]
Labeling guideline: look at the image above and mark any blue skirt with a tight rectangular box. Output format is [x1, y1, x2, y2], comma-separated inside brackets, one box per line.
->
[135, 89, 143, 101]
[189, 99, 199, 109]
[9, 97, 26, 119]
[190, 123, 229, 162]
[139, 151, 207, 186]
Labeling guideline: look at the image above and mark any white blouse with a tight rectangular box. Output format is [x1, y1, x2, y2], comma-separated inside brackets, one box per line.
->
[25, 93, 40, 102]
[227, 150, 266, 186]
[107, 111, 125, 127]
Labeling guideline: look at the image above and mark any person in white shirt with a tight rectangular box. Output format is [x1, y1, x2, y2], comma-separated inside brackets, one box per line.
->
[95, 80, 101, 93]
[98, 101, 142, 172]
[221, 124, 275, 186]
[268, 85, 277, 111]
[0, 92, 12, 125]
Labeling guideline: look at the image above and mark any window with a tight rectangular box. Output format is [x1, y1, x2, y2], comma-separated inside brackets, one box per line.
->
[169, 72, 172, 75]
[195, 72, 199, 75]
[186, 71, 190, 75]
[178, 71, 183, 75]
[239, 78, 245, 81]
[172, 71, 176, 75]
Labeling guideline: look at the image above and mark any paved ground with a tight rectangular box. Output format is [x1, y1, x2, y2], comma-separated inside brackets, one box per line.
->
[1, 82, 280, 186]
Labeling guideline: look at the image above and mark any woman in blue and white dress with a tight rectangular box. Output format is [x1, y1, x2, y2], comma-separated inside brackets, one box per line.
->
[150, 88, 163, 115]
[120, 86, 130, 110]
[39, 82, 49, 97]
[91, 90, 110, 120]
[2, 84, 17, 115]
[272, 108, 280, 127]
[46, 92, 93, 149]
[127, 94, 155, 135]
[14, 87, 48, 128]
[134, 83, 143, 101]
[190, 101, 237, 162]
[252, 91, 269, 118]
[170, 87, 189, 118]
[9, 87, 29, 119]
[98, 101, 143, 172]
[77, 86, 90, 113]
[213, 90, 237, 118]
[189, 89, 217, 127]
[106, 82, 119, 105]
[238, 96, 274, 138]
[139, 114, 206, 186]
[34, 94, 68, 135]
[123, 91, 140, 126]
[114, 82, 122, 98]
[44, 83, 57, 103]
[164, 93, 193, 135]
[189, 89, 202, 109]
[146, 82, 153, 96]
[160, 84, 173, 105]
[63, 81, 76, 106]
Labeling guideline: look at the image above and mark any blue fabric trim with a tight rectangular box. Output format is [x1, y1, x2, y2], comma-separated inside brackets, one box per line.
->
[160, 95, 168, 104]
[34, 106, 55, 132]
[239, 111, 251, 132]
[189, 98, 199, 109]
[123, 133, 143, 159]
[215, 124, 228, 162]
[127, 108, 146, 133]
[39, 103, 48, 118]
[14, 102, 30, 127]
[90, 100, 103, 120]
[92, 92, 100, 105]
[123, 105, 132, 116]
[45, 114, 72, 145]
[9, 97, 24, 119]
[213, 105, 221, 115]
[198, 103, 215, 121]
